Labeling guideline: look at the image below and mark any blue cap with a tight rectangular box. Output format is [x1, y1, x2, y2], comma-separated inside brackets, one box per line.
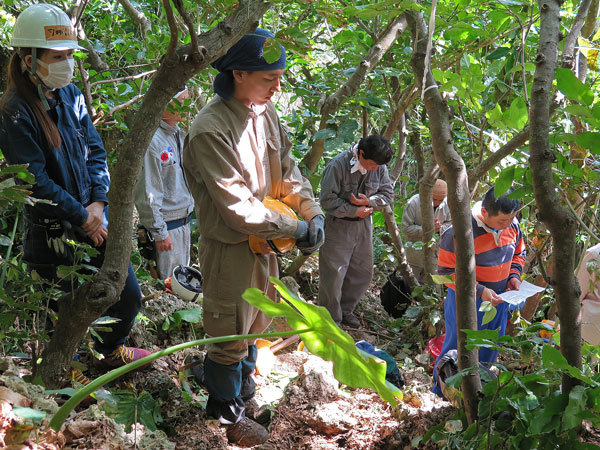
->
[212, 28, 286, 100]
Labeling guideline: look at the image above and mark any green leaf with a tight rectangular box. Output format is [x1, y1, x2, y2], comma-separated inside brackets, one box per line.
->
[262, 37, 282, 64]
[313, 128, 337, 140]
[541, 344, 569, 368]
[562, 385, 587, 431]
[576, 132, 600, 155]
[504, 97, 528, 129]
[365, 96, 388, 108]
[495, 166, 515, 198]
[1, 164, 35, 184]
[486, 103, 505, 128]
[555, 68, 595, 106]
[171, 307, 203, 324]
[486, 46, 511, 60]
[444, 22, 474, 41]
[243, 278, 403, 406]
[108, 391, 162, 432]
[564, 105, 595, 119]
[463, 328, 499, 341]
[12, 406, 46, 423]
[481, 307, 497, 326]
[338, 119, 360, 142]
[430, 274, 453, 285]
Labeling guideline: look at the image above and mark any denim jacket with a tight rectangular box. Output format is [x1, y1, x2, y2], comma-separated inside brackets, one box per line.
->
[0, 83, 110, 226]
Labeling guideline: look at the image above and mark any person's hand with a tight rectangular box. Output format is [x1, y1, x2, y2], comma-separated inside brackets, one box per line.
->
[350, 193, 370, 206]
[506, 277, 521, 291]
[82, 202, 105, 236]
[296, 214, 325, 255]
[87, 224, 107, 247]
[156, 236, 173, 252]
[434, 218, 441, 233]
[481, 287, 503, 307]
[355, 206, 373, 219]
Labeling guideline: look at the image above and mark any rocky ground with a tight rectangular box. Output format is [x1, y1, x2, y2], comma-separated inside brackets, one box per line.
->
[0, 258, 458, 449]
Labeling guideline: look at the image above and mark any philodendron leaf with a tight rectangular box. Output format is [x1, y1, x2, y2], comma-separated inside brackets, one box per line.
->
[243, 278, 403, 406]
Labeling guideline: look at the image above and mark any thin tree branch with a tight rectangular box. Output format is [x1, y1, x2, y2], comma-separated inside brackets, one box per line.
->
[90, 70, 157, 88]
[163, 0, 179, 60]
[117, 0, 152, 39]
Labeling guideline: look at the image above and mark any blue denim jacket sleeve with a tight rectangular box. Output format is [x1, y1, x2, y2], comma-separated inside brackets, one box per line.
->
[73, 87, 110, 205]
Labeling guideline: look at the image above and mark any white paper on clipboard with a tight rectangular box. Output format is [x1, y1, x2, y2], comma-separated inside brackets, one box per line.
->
[498, 280, 545, 306]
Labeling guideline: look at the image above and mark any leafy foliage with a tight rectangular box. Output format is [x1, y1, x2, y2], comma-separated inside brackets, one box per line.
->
[416, 326, 600, 449]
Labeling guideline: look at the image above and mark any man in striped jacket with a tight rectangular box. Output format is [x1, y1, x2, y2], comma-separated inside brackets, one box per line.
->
[432, 185, 526, 397]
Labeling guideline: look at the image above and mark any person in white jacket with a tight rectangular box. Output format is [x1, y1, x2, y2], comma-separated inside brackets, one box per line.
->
[401, 179, 452, 283]
[134, 89, 195, 279]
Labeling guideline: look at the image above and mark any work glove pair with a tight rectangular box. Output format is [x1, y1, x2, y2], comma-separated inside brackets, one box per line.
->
[293, 214, 325, 255]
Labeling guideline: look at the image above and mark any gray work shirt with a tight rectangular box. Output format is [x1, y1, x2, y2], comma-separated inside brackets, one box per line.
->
[319, 146, 394, 218]
[134, 120, 194, 241]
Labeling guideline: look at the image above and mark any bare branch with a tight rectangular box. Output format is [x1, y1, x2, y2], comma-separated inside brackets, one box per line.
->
[468, 127, 530, 189]
[90, 70, 157, 88]
[117, 0, 152, 39]
[105, 94, 144, 119]
[561, 0, 594, 70]
[172, 0, 200, 58]
[163, 0, 179, 60]
[76, 59, 96, 118]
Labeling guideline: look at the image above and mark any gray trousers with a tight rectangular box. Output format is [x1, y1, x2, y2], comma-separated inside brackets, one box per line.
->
[318, 216, 374, 323]
[156, 222, 191, 280]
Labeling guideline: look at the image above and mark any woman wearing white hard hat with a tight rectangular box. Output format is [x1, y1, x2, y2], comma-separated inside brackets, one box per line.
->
[0, 4, 150, 376]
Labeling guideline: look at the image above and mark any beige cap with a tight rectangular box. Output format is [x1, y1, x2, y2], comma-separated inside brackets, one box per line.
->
[433, 179, 447, 197]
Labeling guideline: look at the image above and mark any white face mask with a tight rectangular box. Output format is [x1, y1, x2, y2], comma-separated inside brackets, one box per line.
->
[35, 58, 75, 89]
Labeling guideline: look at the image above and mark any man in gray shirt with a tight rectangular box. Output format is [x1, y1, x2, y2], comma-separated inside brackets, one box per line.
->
[401, 179, 452, 283]
[318, 135, 394, 328]
[135, 89, 195, 280]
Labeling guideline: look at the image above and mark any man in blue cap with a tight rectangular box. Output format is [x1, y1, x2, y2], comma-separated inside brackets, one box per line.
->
[183, 29, 324, 446]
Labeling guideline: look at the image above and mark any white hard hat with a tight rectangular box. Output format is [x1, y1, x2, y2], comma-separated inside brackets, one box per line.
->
[171, 265, 203, 302]
[10, 4, 84, 50]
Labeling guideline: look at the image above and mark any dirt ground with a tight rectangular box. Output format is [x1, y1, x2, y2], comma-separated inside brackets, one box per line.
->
[0, 259, 457, 449]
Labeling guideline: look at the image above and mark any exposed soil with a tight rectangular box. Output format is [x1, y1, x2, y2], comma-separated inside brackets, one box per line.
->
[0, 259, 456, 449]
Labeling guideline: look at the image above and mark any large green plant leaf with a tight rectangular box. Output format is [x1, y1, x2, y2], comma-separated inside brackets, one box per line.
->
[555, 68, 595, 106]
[495, 166, 515, 197]
[504, 97, 528, 130]
[562, 385, 587, 431]
[242, 277, 402, 405]
[106, 390, 163, 432]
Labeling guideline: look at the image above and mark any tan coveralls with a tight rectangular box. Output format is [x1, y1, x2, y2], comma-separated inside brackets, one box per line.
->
[318, 147, 394, 323]
[183, 97, 322, 365]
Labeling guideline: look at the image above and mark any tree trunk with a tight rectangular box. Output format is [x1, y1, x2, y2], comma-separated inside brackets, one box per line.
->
[35, 0, 272, 388]
[407, 12, 481, 422]
[529, 0, 582, 393]
[382, 205, 419, 289]
[419, 156, 440, 285]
